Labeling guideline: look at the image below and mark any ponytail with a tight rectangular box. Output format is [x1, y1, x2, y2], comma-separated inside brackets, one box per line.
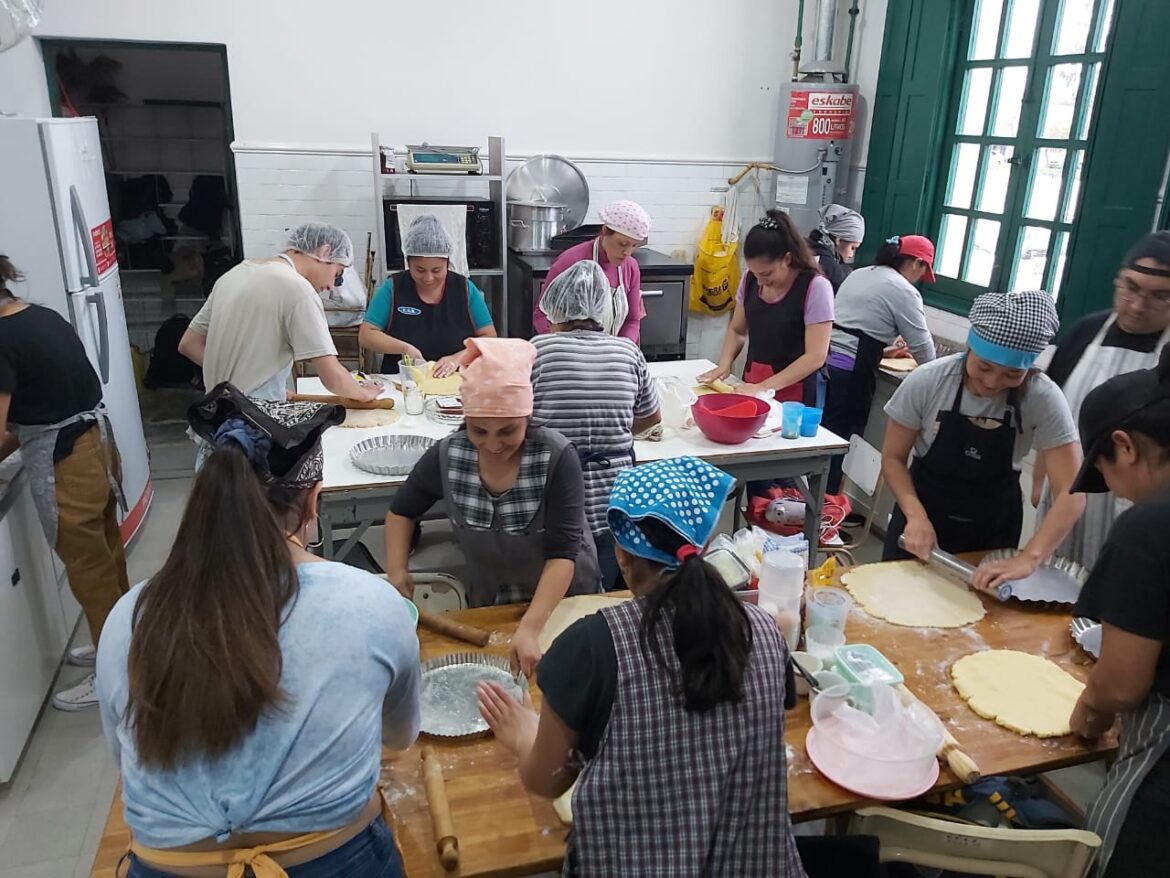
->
[0, 255, 23, 298]
[743, 209, 820, 274]
[127, 446, 306, 769]
[636, 517, 753, 713]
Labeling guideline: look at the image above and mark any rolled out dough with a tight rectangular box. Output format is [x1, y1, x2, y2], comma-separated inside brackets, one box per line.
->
[338, 408, 401, 428]
[407, 363, 463, 397]
[951, 650, 1085, 737]
[842, 560, 985, 628]
[538, 594, 630, 653]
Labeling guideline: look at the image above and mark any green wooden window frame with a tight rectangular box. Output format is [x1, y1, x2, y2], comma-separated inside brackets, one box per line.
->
[930, 0, 1114, 308]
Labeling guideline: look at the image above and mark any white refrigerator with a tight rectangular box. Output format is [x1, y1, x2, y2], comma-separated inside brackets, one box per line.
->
[0, 116, 152, 542]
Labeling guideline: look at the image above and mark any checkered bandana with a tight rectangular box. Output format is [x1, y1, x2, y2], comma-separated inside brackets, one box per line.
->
[607, 456, 736, 569]
[445, 432, 551, 532]
[967, 289, 1060, 369]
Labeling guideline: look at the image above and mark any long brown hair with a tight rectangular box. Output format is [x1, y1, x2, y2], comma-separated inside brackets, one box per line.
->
[0, 254, 23, 298]
[126, 446, 309, 769]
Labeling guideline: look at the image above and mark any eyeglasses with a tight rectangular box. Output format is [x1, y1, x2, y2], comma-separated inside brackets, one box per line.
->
[1114, 274, 1170, 309]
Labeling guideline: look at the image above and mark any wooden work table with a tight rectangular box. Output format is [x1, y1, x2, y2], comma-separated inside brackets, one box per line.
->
[91, 569, 1115, 878]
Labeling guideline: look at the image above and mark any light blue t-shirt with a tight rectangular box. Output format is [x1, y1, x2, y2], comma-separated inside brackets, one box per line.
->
[363, 274, 493, 331]
[96, 562, 420, 848]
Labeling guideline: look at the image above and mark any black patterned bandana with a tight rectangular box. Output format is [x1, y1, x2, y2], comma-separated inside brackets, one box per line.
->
[188, 382, 345, 488]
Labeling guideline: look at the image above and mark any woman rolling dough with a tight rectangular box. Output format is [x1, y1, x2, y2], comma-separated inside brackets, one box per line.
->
[881, 289, 1085, 591]
[476, 456, 806, 876]
[1066, 348, 1170, 877]
[383, 338, 599, 675]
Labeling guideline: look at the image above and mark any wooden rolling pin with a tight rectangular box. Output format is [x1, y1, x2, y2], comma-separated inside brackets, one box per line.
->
[418, 607, 492, 647]
[288, 393, 396, 410]
[895, 683, 981, 784]
[421, 746, 460, 871]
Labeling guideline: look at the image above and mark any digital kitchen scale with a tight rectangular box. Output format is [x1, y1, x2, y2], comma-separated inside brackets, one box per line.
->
[405, 143, 482, 175]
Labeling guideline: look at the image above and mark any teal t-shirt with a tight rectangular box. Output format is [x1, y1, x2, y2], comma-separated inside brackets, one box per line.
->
[363, 275, 493, 331]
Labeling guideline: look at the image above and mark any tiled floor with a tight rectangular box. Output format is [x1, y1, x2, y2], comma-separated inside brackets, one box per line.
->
[0, 421, 1106, 876]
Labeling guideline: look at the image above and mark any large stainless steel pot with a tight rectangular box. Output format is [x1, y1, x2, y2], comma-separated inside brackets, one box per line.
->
[507, 200, 567, 253]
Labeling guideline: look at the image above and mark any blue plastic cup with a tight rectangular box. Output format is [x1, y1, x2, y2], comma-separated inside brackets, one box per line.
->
[800, 406, 823, 437]
[781, 401, 805, 439]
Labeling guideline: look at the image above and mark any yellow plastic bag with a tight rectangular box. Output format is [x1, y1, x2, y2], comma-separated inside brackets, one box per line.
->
[689, 207, 740, 316]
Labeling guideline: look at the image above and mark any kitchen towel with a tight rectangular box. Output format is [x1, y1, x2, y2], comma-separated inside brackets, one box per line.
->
[397, 203, 469, 276]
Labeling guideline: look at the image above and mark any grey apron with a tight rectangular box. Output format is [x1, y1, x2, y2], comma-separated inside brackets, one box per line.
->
[439, 427, 600, 608]
[10, 405, 126, 547]
[1084, 692, 1170, 875]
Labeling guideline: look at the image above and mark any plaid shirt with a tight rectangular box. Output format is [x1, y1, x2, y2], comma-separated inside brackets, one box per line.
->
[571, 600, 807, 877]
[445, 432, 552, 532]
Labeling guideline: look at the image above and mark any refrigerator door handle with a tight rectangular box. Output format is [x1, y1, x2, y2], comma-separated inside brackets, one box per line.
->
[70, 185, 100, 288]
[84, 290, 111, 383]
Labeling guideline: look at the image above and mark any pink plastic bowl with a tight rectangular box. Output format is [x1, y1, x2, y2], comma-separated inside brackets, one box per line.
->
[692, 393, 770, 444]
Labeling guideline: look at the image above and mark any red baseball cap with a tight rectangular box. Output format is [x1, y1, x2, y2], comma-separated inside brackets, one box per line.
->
[898, 235, 936, 283]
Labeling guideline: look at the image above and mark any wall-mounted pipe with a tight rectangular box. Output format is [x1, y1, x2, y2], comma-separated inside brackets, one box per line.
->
[843, 1, 861, 83]
[792, 0, 806, 81]
[814, 0, 839, 62]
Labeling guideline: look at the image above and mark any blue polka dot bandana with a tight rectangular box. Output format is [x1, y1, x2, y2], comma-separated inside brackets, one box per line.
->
[607, 456, 736, 569]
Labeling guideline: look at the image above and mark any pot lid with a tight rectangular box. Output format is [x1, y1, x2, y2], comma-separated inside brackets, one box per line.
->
[506, 155, 589, 231]
[509, 199, 568, 209]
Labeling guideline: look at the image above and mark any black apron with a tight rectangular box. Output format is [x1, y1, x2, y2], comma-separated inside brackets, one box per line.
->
[742, 269, 825, 406]
[883, 362, 1024, 560]
[380, 270, 476, 373]
[823, 326, 887, 493]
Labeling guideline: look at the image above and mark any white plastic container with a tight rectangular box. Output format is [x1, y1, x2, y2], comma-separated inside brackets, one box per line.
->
[758, 550, 805, 647]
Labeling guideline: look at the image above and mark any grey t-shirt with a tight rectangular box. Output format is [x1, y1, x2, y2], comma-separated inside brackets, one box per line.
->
[830, 265, 936, 364]
[884, 353, 1078, 468]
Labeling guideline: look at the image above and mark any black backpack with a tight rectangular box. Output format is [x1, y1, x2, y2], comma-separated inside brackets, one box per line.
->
[144, 314, 200, 389]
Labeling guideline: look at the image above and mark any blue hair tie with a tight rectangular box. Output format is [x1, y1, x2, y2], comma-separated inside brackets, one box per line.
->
[886, 235, 901, 245]
[213, 417, 272, 469]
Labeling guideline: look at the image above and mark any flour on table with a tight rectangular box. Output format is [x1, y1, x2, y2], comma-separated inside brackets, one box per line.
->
[842, 560, 985, 628]
[339, 408, 401, 428]
[951, 649, 1085, 738]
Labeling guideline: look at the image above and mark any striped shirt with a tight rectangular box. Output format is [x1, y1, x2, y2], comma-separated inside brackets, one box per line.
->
[531, 331, 660, 533]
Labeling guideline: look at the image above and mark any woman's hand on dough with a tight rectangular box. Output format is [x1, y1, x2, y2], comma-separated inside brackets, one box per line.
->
[972, 551, 1039, 592]
[697, 364, 731, 385]
[902, 515, 937, 560]
[1070, 696, 1115, 739]
[433, 353, 464, 378]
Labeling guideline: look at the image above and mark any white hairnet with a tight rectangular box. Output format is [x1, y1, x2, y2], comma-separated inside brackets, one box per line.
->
[539, 260, 611, 324]
[285, 223, 354, 267]
[402, 215, 453, 258]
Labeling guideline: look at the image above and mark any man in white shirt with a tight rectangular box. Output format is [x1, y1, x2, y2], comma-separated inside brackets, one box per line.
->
[179, 223, 378, 404]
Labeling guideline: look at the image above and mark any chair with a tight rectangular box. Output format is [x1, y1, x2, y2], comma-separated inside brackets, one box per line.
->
[841, 434, 884, 544]
[848, 806, 1101, 878]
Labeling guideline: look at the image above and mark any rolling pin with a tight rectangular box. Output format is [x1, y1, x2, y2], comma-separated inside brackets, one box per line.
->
[898, 534, 977, 586]
[288, 393, 396, 410]
[421, 746, 460, 871]
[418, 608, 492, 647]
[894, 683, 982, 784]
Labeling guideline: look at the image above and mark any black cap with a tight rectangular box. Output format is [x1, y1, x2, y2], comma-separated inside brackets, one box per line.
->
[1071, 366, 1168, 494]
[1124, 231, 1170, 276]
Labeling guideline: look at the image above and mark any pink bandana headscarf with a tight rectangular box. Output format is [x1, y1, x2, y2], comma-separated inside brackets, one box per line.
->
[459, 337, 536, 417]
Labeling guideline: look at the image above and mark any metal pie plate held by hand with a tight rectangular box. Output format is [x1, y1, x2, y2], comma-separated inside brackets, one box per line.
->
[1070, 617, 1102, 659]
[984, 550, 1088, 605]
[349, 434, 435, 476]
[419, 653, 526, 741]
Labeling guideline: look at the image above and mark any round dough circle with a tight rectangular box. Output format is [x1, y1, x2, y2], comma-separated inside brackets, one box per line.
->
[842, 560, 986, 628]
[339, 408, 401, 428]
[951, 649, 1085, 738]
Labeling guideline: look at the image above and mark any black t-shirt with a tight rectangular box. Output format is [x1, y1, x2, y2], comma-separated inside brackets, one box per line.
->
[1046, 310, 1165, 388]
[537, 613, 617, 760]
[0, 304, 102, 461]
[1074, 485, 1170, 697]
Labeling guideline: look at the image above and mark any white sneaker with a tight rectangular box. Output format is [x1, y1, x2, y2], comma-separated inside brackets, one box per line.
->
[52, 673, 98, 711]
[67, 645, 97, 667]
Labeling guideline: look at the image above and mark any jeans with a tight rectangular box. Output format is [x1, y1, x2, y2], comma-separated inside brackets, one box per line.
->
[593, 530, 625, 592]
[822, 363, 866, 495]
[126, 816, 405, 878]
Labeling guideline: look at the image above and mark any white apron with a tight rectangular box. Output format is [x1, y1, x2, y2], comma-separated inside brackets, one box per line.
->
[1038, 314, 1170, 568]
[592, 238, 629, 337]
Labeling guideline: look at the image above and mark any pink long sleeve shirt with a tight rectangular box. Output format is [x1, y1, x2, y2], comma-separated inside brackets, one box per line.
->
[532, 239, 643, 343]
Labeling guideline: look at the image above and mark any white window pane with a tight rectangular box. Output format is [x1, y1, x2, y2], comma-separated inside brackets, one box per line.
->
[1094, 0, 1116, 51]
[938, 214, 969, 278]
[1049, 232, 1070, 300]
[1026, 148, 1067, 221]
[1013, 227, 1052, 292]
[1077, 63, 1100, 140]
[978, 145, 1015, 214]
[970, 0, 1005, 60]
[1002, 0, 1041, 58]
[991, 67, 1028, 137]
[1040, 64, 1082, 139]
[959, 68, 994, 135]
[965, 219, 1000, 286]
[1053, 0, 1095, 55]
[946, 143, 981, 209]
[1063, 150, 1085, 223]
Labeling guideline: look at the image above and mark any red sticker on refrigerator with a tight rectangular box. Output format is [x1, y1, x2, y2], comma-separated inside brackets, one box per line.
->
[90, 218, 117, 276]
